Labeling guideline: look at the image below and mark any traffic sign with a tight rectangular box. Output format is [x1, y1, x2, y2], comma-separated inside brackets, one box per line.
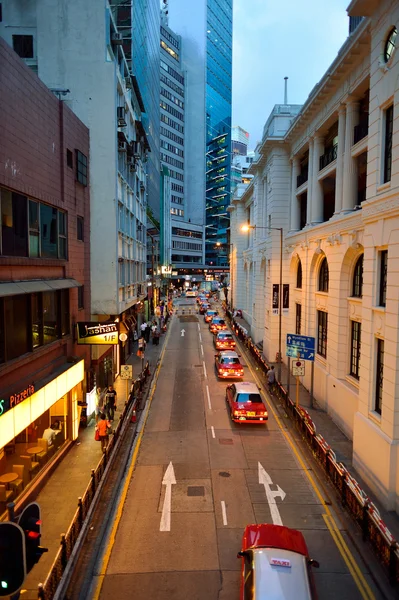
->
[286, 334, 315, 361]
[292, 359, 305, 376]
[120, 365, 133, 379]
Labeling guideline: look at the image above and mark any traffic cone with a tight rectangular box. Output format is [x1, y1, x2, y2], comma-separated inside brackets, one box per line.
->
[131, 409, 136, 423]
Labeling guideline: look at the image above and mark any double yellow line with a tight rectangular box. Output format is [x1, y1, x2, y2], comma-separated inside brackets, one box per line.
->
[243, 346, 375, 600]
[92, 322, 172, 600]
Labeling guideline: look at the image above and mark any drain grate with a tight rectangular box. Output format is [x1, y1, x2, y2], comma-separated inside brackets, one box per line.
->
[187, 486, 205, 497]
[219, 471, 231, 478]
[219, 438, 234, 445]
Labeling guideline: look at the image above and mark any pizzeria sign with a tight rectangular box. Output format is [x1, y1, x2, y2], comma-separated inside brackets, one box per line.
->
[76, 322, 119, 345]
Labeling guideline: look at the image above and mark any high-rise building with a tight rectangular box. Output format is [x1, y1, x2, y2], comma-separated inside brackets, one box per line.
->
[232, 125, 250, 156]
[167, 0, 233, 268]
[159, 6, 204, 274]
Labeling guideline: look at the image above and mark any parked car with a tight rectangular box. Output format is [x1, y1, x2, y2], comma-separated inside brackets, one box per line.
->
[225, 381, 268, 423]
[204, 309, 218, 323]
[214, 331, 236, 350]
[199, 302, 210, 315]
[209, 317, 227, 334]
[215, 351, 244, 379]
[238, 523, 319, 600]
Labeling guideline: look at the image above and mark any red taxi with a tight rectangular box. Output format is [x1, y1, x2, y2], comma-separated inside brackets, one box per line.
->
[196, 294, 207, 305]
[238, 524, 319, 600]
[215, 351, 243, 379]
[199, 302, 210, 315]
[225, 382, 268, 423]
[214, 331, 236, 350]
[209, 317, 227, 334]
[204, 309, 218, 323]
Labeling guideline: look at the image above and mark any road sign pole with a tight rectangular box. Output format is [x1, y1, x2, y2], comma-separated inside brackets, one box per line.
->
[296, 376, 300, 409]
[310, 361, 314, 408]
[287, 357, 291, 397]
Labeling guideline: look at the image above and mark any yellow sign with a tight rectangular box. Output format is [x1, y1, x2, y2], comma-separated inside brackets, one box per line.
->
[76, 322, 119, 345]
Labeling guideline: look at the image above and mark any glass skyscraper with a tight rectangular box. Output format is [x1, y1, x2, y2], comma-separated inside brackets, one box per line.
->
[205, 0, 233, 266]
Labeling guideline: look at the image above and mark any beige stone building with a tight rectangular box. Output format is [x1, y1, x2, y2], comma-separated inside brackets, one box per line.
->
[229, 0, 399, 513]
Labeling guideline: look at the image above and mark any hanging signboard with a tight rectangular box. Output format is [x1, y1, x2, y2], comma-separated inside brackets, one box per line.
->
[76, 322, 119, 345]
[272, 284, 279, 315]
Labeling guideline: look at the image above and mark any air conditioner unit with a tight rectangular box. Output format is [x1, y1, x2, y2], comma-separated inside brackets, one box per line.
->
[117, 106, 127, 127]
[125, 76, 133, 90]
[112, 32, 123, 45]
[118, 141, 127, 152]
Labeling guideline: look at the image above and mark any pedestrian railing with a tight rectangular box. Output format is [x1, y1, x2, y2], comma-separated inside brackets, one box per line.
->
[38, 367, 152, 599]
[225, 311, 399, 587]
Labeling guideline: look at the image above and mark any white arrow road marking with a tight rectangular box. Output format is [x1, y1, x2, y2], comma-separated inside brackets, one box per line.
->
[206, 385, 212, 409]
[203, 361, 207, 379]
[221, 500, 228, 526]
[160, 462, 176, 532]
[211, 426, 215, 439]
[201, 344, 204, 356]
[181, 329, 185, 337]
[258, 462, 286, 526]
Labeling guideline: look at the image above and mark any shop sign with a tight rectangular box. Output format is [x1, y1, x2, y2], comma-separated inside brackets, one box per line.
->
[76, 322, 119, 345]
[0, 383, 35, 417]
[272, 284, 279, 315]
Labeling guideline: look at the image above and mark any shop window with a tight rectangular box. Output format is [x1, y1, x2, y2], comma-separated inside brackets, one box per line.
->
[43, 291, 58, 343]
[1, 189, 28, 257]
[40, 204, 58, 258]
[318, 257, 329, 292]
[31, 293, 43, 349]
[5, 295, 29, 360]
[352, 255, 363, 298]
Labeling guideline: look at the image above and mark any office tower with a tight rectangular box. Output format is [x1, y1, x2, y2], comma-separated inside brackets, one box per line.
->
[167, 0, 233, 268]
[232, 125, 250, 156]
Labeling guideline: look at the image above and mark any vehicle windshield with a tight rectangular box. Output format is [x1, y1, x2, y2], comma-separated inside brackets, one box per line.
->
[221, 357, 240, 365]
[236, 393, 263, 403]
[213, 319, 225, 325]
[218, 334, 233, 339]
[208, 311, 217, 316]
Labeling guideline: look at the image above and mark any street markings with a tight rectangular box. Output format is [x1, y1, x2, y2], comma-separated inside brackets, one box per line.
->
[221, 500, 228, 526]
[203, 360, 207, 379]
[211, 426, 215, 439]
[160, 462, 176, 532]
[181, 328, 185, 337]
[201, 344, 204, 356]
[199, 332, 202, 342]
[206, 385, 212, 410]
[239, 339, 376, 600]
[258, 462, 286, 526]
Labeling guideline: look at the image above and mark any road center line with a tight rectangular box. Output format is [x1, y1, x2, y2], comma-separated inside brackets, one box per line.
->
[203, 360, 207, 379]
[200, 344, 204, 356]
[221, 500, 228, 526]
[211, 426, 215, 438]
[199, 332, 202, 342]
[197, 323, 200, 331]
[206, 385, 212, 409]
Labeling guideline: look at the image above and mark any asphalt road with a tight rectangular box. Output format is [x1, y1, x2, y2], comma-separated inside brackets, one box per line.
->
[90, 298, 384, 600]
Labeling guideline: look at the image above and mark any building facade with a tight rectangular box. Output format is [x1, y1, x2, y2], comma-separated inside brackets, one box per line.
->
[0, 38, 90, 504]
[232, 125, 250, 156]
[0, 0, 150, 379]
[230, 0, 399, 513]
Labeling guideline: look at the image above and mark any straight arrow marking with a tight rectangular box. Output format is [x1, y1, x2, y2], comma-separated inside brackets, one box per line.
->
[181, 329, 185, 337]
[160, 462, 176, 532]
[258, 461, 286, 526]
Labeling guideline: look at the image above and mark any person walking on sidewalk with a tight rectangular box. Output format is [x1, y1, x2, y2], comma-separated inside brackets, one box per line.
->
[144, 321, 151, 343]
[104, 385, 117, 421]
[140, 321, 147, 338]
[267, 365, 276, 392]
[97, 413, 111, 453]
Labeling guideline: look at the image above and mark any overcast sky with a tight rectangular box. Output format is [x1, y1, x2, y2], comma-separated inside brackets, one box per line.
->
[232, 0, 350, 148]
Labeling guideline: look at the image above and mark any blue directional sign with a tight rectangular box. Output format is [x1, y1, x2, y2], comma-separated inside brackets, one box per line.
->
[286, 334, 315, 361]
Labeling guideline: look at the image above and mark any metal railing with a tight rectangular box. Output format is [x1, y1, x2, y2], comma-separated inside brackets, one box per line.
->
[319, 144, 338, 170]
[225, 309, 399, 587]
[297, 171, 308, 187]
[354, 118, 369, 145]
[37, 367, 151, 599]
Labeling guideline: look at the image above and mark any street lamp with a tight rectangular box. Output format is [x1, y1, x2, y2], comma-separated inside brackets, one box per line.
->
[241, 223, 283, 381]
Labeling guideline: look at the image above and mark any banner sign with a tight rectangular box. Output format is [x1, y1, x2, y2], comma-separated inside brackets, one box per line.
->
[272, 284, 279, 315]
[283, 284, 289, 314]
[76, 322, 119, 345]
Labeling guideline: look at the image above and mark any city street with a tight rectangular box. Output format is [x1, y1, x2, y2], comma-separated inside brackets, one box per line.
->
[88, 298, 384, 600]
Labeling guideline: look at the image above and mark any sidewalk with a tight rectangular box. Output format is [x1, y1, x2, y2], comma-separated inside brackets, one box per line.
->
[22, 333, 166, 597]
[232, 312, 399, 543]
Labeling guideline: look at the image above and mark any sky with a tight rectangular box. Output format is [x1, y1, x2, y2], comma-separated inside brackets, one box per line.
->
[232, 0, 351, 148]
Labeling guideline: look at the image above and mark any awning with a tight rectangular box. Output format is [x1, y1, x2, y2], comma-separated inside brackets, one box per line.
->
[0, 278, 82, 297]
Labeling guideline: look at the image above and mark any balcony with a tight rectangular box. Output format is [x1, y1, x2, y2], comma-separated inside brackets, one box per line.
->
[353, 118, 369, 145]
[297, 170, 308, 188]
[319, 144, 337, 171]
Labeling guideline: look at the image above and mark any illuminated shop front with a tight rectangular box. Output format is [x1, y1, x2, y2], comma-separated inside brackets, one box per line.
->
[0, 360, 84, 514]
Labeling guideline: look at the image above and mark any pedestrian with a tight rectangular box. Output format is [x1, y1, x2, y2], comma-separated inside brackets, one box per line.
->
[104, 385, 117, 421]
[140, 321, 147, 338]
[96, 413, 111, 453]
[267, 365, 276, 391]
[144, 321, 151, 343]
[95, 387, 103, 424]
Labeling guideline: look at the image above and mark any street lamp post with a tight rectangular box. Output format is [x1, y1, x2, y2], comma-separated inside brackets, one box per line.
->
[241, 224, 283, 381]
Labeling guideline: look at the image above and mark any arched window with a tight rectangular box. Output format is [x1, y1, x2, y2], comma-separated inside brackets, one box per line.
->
[296, 260, 302, 289]
[318, 257, 329, 292]
[352, 255, 363, 298]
